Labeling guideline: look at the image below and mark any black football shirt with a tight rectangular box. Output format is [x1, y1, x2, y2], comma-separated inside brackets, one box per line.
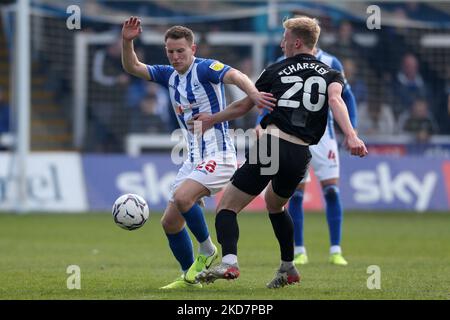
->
[256, 53, 345, 145]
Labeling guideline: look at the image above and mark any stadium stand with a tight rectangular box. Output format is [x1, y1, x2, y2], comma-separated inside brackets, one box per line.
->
[1, 0, 449, 153]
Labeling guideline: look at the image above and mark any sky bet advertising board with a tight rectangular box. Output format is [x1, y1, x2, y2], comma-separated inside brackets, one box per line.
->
[82, 154, 450, 213]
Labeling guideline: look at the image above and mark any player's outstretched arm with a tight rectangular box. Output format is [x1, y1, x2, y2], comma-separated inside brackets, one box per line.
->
[328, 82, 368, 157]
[342, 84, 358, 129]
[222, 69, 276, 109]
[188, 96, 254, 133]
[121, 16, 151, 80]
[332, 57, 358, 129]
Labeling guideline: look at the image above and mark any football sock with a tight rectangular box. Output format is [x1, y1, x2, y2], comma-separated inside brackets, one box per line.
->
[294, 246, 307, 255]
[288, 190, 304, 247]
[222, 254, 238, 266]
[269, 210, 295, 262]
[330, 245, 342, 255]
[199, 236, 216, 257]
[182, 203, 209, 243]
[280, 260, 295, 272]
[166, 228, 194, 272]
[324, 185, 343, 246]
[215, 209, 239, 257]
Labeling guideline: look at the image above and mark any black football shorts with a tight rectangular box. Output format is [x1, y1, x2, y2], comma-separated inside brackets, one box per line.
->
[231, 133, 311, 199]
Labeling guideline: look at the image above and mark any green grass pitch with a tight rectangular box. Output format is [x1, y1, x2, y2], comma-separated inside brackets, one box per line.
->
[0, 211, 449, 300]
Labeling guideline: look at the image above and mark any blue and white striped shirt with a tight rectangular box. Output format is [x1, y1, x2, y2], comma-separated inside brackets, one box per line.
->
[147, 57, 236, 162]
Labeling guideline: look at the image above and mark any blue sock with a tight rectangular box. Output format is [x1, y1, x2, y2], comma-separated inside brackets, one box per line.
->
[166, 228, 194, 272]
[323, 185, 343, 246]
[288, 190, 304, 247]
[181, 203, 209, 243]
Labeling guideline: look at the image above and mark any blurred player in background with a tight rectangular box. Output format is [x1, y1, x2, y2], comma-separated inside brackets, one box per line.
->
[121, 17, 275, 289]
[194, 16, 367, 288]
[256, 46, 358, 266]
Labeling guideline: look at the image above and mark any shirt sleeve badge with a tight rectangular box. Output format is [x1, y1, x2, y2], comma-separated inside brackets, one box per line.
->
[209, 61, 225, 71]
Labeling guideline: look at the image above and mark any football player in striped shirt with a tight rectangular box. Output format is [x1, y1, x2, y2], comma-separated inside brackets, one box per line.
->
[122, 17, 276, 289]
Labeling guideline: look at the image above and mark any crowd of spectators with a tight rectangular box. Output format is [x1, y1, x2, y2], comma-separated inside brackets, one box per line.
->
[317, 14, 449, 143]
[84, 17, 448, 149]
[10, 1, 447, 151]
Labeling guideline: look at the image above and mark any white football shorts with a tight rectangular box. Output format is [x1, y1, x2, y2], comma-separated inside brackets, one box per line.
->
[301, 129, 339, 183]
[169, 152, 237, 201]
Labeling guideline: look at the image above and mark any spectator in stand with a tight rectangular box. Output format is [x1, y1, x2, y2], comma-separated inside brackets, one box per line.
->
[357, 89, 396, 137]
[144, 82, 171, 131]
[369, 8, 408, 105]
[126, 48, 172, 133]
[128, 87, 168, 134]
[0, 86, 10, 134]
[125, 48, 148, 109]
[332, 20, 362, 61]
[93, 37, 130, 88]
[398, 98, 438, 143]
[89, 36, 130, 152]
[392, 53, 428, 119]
[342, 58, 368, 105]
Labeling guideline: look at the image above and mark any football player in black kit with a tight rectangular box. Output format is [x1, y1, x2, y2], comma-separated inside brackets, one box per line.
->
[193, 16, 368, 288]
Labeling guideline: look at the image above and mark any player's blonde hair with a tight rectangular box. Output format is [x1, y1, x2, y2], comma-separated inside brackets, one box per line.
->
[283, 16, 320, 49]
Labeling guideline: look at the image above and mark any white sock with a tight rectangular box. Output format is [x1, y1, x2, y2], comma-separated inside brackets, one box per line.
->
[222, 254, 238, 266]
[280, 260, 294, 271]
[330, 245, 342, 255]
[294, 246, 306, 255]
[199, 236, 215, 256]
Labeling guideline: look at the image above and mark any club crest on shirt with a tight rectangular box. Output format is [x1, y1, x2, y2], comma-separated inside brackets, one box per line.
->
[209, 61, 224, 71]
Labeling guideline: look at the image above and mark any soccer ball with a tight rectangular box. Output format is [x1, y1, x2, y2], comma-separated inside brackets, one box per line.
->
[112, 194, 149, 231]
